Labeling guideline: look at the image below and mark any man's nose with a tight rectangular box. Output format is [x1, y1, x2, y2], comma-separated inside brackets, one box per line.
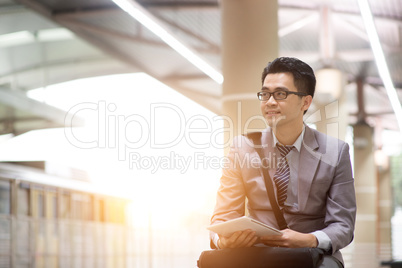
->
[266, 95, 277, 105]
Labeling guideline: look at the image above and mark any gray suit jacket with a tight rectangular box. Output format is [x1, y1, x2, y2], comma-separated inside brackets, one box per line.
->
[211, 125, 356, 265]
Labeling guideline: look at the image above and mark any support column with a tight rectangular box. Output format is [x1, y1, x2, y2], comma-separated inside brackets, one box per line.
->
[375, 149, 393, 261]
[353, 123, 378, 267]
[221, 0, 278, 151]
[314, 68, 348, 141]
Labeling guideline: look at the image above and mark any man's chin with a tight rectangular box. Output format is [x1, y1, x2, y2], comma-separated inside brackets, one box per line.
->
[265, 117, 283, 128]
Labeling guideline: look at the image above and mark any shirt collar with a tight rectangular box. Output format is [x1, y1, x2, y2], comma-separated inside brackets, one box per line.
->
[272, 125, 305, 152]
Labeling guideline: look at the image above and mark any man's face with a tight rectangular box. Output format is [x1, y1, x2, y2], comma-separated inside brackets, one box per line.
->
[260, 72, 311, 129]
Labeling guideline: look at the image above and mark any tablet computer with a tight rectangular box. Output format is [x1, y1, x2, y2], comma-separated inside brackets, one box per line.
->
[207, 216, 282, 237]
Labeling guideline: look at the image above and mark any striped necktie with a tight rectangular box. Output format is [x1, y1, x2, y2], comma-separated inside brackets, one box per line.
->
[273, 144, 294, 206]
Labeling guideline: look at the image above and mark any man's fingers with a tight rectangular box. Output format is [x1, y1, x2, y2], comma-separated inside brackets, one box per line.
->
[260, 233, 285, 248]
[219, 230, 257, 248]
[219, 231, 243, 248]
[260, 233, 283, 240]
[234, 230, 256, 247]
[228, 231, 243, 246]
[246, 236, 259, 247]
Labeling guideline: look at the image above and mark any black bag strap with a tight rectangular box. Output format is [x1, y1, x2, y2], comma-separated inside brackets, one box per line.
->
[245, 132, 288, 230]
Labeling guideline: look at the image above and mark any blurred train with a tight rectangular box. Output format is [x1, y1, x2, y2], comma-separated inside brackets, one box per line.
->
[0, 162, 134, 268]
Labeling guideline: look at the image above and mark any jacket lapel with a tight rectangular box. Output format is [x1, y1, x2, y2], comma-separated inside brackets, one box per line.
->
[298, 126, 321, 211]
[259, 128, 276, 183]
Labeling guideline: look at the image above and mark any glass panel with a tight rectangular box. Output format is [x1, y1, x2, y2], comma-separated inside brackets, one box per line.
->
[14, 255, 30, 268]
[72, 193, 83, 220]
[72, 222, 83, 268]
[37, 192, 45, 218]
[49, 194, 58, 220]
[17, 184, 30, 216]
[15, 219, 32, 268]
[83, 223, 95, 267]
[72, 193, 92, 221]
[0, 180, 10, 214]
[99, 199, 105, 222]
[60, 193, 70, 219]
[47, 256, 58, 268]
[15, 219, 31, 267]
[94, 223, 105, 268]
[59, 221, 72, 262]
[35, 221, 46, 254]
[16, 220, 30, 255]
[0, 218, 11, 267]
[0, 218, 11, 250]
[82, 195, 93, 221]
[47, 221, 58, 254]
[35, 256, 45, 268]
[47, 192, 58, 237]
[0, 256, 10, 268]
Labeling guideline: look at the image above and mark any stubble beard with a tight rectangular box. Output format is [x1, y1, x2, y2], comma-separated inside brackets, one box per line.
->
[266, 115, 286, 130]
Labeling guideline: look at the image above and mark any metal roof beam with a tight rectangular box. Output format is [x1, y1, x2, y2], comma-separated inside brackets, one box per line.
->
[279, 13, 318, 37]
[13, 0, 53, 17]
[0, 56, 120, 85]
[0, 3, 27, 14]
[279, 51, 321, 63]
[54, 6, 121, 19]
[0, 86, 82, 127]
[333, 13, 395, 53]
[138, 1, 218, 8]
[336, 49, 374, 62]
[157, 15, 220, 52]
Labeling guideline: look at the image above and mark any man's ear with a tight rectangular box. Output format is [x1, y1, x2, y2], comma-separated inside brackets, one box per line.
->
[302, 95, 313, 112]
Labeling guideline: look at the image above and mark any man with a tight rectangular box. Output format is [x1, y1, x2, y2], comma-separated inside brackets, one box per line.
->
[210, 57, 356, 267]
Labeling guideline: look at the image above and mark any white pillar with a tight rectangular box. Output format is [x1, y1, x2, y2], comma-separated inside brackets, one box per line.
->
[221, 0, 279, 152]
[352, 123, 378, 268]
[376, 151, 392, 262]
[313, 68, 348, 141]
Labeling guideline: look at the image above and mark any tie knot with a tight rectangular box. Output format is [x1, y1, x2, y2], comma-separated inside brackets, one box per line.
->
[277, 144, 293, 157]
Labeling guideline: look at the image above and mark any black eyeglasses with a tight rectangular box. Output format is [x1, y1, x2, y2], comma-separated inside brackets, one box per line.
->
[257, 90, 307, 101]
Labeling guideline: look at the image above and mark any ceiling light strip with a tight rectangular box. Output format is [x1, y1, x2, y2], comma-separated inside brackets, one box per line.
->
[112, 0, 223, 84]
[358, 0, 402, 132]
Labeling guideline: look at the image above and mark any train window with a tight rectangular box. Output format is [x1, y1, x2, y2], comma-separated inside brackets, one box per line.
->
[99, 199, 105, 222]
[48, 193, 58, 235]
[37, 192, 45, 218]
[86, 195, 93, 221]
[72, 193, 82, 220]
[107, 198, 126, 224]
[52, 195, 57, 219]
[60, 192, 70, 219]
[72, 193, 92, 221]
[47, 192, 58, 220]
[82, 195, 93, 221]
[31, 186, 46, 218]
[118, 200, 127, 224]
[17, 183, 30, 216]
[0, 180, 10, 214]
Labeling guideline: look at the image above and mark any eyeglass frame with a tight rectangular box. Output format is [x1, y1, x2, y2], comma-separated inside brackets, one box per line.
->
[257, 90, 308, 101]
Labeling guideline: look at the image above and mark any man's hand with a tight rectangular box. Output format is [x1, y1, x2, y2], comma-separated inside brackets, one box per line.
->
[218, 229, 258, 249]
[260, 229, 318, 248]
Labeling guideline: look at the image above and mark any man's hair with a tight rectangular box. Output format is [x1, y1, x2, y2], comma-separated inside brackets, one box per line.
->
[261, 57, 316, 98]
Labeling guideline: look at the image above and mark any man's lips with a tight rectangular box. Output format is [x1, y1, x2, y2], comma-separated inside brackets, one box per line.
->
[265, 111, 280, 116]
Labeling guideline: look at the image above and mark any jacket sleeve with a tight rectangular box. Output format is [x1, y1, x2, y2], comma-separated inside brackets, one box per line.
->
[209, 136, 247, 246]
[322, 142, 356, 254]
